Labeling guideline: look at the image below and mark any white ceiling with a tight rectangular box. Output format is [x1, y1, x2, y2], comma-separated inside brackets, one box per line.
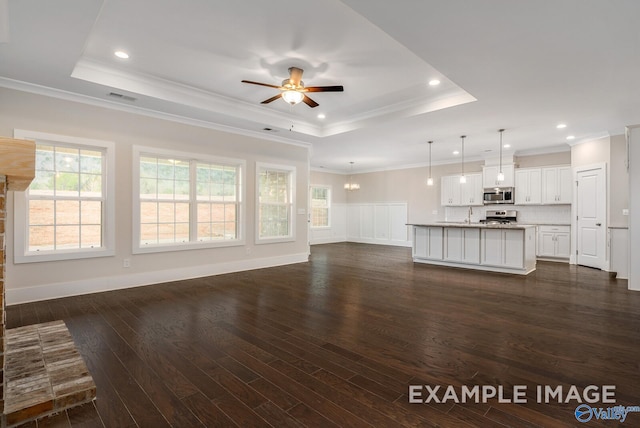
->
[1, 0, 639, 173]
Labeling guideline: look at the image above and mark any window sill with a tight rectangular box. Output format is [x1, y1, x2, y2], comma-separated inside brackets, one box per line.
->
[255, 236, 296, 245]
[14, 248, 115, 264]
[133, 239, 245, 254]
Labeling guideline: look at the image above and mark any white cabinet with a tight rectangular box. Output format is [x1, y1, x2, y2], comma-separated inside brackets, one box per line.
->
[412, 225, 536, 274]
[444, 228, 480, 263]
[461, 174, 483, 206]
[441, 175, 461, 206]
[542, 166, 572, 204]
[483, 164, 515, 188]
[514, 168, 542, 205]
[413, 226, 443, 260]
[537, 225, 570, 258]
[480, 228, 525, 269]
[441, 173, 482, 206]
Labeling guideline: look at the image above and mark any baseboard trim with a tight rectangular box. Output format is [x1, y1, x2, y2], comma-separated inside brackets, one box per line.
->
[346, 238, 412, 248]
[7, 252, 309, 305]
[310, 236, 347, 245]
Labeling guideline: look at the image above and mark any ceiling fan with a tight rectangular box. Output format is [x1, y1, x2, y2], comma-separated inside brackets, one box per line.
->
[242, 67, 343, 108]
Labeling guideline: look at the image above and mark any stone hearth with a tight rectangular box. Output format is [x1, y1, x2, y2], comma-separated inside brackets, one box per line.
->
[1, 138, 97, 427]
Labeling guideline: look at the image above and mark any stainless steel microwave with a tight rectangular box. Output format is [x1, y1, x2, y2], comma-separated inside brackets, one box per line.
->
[483, 187, 515, 204]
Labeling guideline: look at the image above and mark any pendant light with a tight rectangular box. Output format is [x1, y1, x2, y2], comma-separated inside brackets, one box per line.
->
[497, 129, 505, 182]
[426, 141, 434, 186]
[459, 135, 467, 184]
[344, 161, 360, 191]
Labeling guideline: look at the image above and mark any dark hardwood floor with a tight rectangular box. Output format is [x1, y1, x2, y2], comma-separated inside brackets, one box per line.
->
[7, 242, 640, 427]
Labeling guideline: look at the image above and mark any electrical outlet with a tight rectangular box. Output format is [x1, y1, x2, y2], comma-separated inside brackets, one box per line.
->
[432, 210, 438, 215]
[123, 258, 131, 268]
[623, 209, 629, 216]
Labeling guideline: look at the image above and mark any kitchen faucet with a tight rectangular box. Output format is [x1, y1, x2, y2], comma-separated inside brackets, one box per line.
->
[466, 206, 473, 223]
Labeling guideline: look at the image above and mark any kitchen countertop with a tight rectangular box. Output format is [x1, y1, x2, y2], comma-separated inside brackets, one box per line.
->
[408, 222, 536, 230]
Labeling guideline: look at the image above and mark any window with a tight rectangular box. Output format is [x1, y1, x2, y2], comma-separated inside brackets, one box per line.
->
[196, 162, 239, 241]
[134, 147, 244, 253]
[13, 130, 115, 263]
[310, 186, 331, 228]
[256, 163, 295, 242]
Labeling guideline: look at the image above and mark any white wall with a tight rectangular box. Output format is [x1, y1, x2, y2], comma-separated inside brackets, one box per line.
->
[0, 88, 310, 304]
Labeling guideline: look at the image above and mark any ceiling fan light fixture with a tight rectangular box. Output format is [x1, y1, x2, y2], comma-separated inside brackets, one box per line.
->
[282, 90, 304, 105]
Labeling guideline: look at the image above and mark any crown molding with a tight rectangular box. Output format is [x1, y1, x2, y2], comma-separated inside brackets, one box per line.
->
[0, 77, 312, 150]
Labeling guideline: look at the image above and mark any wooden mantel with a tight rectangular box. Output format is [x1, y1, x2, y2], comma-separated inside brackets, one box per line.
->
[0, 137, 35, 191]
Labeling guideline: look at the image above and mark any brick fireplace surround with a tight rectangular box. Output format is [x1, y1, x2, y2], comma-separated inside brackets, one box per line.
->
[0, 138, 96, 427]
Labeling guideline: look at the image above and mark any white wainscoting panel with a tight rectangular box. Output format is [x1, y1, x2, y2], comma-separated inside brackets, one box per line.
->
[347, 203, 411, 247]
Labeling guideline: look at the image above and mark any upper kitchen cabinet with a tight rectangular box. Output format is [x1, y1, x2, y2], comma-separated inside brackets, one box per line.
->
[441, 173, 482, 206]
[461, 173, 483, 206]
[541, 166, 572, 204]
[441, 175, 461, 206]
[483, 164, 514, 188]
[514, 168, 542, 205]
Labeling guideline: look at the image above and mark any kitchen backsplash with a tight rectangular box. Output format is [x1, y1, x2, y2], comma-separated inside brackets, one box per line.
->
[445, 205, 571, 225]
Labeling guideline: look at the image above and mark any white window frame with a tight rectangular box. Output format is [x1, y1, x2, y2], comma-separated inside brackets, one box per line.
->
[310, 185, 331, 229]
[256, 162, 296, 244]
[13, 130, 116, 263]
[133, 146, 245, 254]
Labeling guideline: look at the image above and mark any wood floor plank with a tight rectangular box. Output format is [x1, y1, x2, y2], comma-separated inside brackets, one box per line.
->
[287, 403, 340, 428]
[5, 243, 639, 427]
[181, 392, 238, 428]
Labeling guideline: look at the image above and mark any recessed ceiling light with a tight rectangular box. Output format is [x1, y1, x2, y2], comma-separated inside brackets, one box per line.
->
[557, 123, 567, 129]
[453, 150, 459, 155]
[317, 113, 326, 119]
[566, 135, 575, 140]
[503, 144, 511, 148]
[114, 50, 129, 59]
[428, 79, 441, 86]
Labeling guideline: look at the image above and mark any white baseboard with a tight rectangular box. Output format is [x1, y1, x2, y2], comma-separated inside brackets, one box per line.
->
[310, 236, 347, 245]
[7, 252, 309, 305]
[346, 237, 412, 248]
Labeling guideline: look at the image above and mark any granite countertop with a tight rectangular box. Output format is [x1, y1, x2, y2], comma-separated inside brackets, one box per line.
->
[408, 222, 537, 230]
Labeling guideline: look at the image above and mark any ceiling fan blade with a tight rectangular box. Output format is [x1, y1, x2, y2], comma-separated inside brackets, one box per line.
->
[261, 93, 283, 104]
[304, 85, 344, 92]
[241, 80, 283, 89]
[302, 95, 319, 108]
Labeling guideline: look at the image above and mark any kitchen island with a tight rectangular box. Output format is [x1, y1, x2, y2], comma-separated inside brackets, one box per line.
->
[409, 223, 537, 275]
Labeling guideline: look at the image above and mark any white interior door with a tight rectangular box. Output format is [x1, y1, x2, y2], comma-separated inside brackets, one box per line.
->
[576, 167, 606, 269]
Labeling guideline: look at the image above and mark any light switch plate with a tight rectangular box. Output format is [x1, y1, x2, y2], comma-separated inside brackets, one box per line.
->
[623, 208, 629, 216]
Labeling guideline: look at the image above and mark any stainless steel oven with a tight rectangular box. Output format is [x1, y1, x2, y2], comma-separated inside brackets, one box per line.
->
[483, 187, 514, 204]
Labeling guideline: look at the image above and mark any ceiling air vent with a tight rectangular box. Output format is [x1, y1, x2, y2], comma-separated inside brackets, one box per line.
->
[108, 92, 137, 102]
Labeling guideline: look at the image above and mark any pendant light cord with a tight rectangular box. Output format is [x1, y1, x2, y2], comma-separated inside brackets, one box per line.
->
[428, 141, 432, 179]
[499, 129, 504, 174]
[461, 135, 465, 177]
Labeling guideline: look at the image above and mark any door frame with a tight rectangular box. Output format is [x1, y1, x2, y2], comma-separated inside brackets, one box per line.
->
[571, 162, 608, 269]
